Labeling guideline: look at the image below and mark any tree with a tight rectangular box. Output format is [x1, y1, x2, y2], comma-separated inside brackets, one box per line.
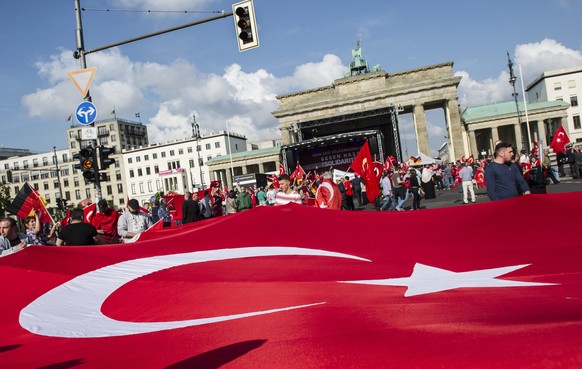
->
[0, 182, 12, 218]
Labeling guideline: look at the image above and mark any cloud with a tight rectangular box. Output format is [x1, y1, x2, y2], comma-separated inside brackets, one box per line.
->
[456, 38, 582, 109]
[21, 48, 345, 145]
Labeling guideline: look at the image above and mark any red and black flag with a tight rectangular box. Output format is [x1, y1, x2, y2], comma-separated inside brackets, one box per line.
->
[6, 182, 52, 223]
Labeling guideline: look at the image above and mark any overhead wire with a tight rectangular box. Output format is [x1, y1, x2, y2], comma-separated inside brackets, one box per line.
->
[81, 8, 225, 15]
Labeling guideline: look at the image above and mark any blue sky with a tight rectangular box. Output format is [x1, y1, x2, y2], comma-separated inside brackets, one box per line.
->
[1, 0, 582, 157]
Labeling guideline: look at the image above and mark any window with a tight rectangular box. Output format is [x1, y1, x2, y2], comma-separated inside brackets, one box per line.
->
[198, 158, 204, 166]
[117, 184, 123, 193]
[22, 174, 29, 182]
[131, 184, 136, 195]
[161, 152, 166, 158]
[154, 165, 159, 174]
[205, 143, 211, 150]
[139, 183, 144, 194]
[136, 156, 141, 162]
[53, 180, 59, 188]
[75, 190, 81, 200]
[215, 142, 220, 148]
[106, 185, 112, 195]
[128, 158, 133, 164]
[178, 149, 183, 155]
[33, 159, 38, 167]
[146, 167, 151, 175]
[574, 115, 581, 130]
[571, 96, 578, 107]
[235, 144, 239, 150]
[188, 147, 193, 153]
[23, 160, 28, 169]
[137, 168, 143, 176]
[144, 155, 149, 161]
[153, 153, 158, 159]
[63, 179, 69, 187]
[189, 159, 195, 167]
[554, 82, 562, 91]
[116, 171, 122, 181]
[148, 181, 153, 192]
[42, 157, 48, 166]
[74, 178, 79, 187]
[170, 150, 175, 156]
[61, 168, 69, 176]
[111, 134, 117, 142]
[129, 169, 135, 178]
[43, 182, 49, 190]
[196, 145, 201, 152]
[13, 162, 19, 170]
[4, 164, 8, 170]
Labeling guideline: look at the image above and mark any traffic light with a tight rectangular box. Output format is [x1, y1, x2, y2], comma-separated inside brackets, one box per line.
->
[78, 146, 96, 182]
[232, 0, 259, 52]
[99, 146, 115, 170]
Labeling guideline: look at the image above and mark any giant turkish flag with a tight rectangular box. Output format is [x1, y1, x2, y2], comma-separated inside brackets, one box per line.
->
[1, 193, 582, 368]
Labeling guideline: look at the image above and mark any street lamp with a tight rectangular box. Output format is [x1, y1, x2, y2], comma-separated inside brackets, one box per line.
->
[192, 114, 205, 190]
[507, 52, 525, 150]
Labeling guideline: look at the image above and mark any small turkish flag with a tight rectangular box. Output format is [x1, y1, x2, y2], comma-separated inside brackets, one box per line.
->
[550, 125, 570, 153]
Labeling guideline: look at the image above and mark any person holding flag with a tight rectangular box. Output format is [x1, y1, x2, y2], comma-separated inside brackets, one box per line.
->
[314, 172, 342, 210]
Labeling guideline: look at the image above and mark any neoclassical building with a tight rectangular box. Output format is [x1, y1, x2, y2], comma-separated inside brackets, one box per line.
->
[462, 100, 570, 158]
[273, 48, 466, 163]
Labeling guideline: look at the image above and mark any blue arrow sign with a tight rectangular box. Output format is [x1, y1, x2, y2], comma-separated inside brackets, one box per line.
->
[75, 101, 97, 125]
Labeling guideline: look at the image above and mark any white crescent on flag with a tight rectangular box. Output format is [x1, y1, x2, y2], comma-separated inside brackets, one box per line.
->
[19, 247, 368, 338]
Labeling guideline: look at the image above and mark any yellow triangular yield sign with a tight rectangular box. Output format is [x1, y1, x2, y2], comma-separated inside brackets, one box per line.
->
[67, 67, 96, 97]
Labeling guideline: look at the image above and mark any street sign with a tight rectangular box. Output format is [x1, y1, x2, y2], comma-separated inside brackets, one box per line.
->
[76, 101, 97, 125]
[81, 127, 97, 140]
[67, 68, 96, 97]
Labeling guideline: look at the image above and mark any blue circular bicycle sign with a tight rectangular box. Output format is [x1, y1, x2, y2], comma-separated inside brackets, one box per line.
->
[75, 101, 97, 125]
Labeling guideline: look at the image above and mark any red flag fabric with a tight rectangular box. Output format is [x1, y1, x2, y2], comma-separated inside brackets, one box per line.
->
[349, 141, 381, 203]
[290, 162, 306, 180]
[2, 193, 582, 368]
[474, 167, 486, 188]
[83, 202, 97, 224]
[550, 125, 570, 153]
[279, 163, 285, 176]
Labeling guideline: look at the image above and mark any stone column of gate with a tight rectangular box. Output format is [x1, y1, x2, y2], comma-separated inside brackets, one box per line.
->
[445, 99, 464, 162]
[491, 126, 500, 148]
[413, 104, 430, 155]
[258, 163, 265, 173]
[280, 126, 293, 145]
[513, 123, 523, 150]
[536, 120, 548, 146]
[467, 130, 478, 158]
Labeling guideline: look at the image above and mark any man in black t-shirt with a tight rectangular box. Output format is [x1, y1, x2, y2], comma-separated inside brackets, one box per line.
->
[56, 208, 100, 246]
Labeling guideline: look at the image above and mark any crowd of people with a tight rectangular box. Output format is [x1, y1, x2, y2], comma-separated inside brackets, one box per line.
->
[1, 141, 568, 254]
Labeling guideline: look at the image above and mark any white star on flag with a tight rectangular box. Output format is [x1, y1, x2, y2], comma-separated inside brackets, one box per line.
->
[342, 263, 556, 297]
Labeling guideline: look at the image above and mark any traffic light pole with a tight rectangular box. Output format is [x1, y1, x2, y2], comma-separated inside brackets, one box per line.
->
[73, 0, 236, 205]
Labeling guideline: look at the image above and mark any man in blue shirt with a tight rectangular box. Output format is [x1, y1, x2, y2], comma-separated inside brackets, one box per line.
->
[484, 142, 530, 201]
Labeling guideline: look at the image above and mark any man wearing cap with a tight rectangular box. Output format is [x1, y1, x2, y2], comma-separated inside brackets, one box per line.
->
[92, 199, 120, 244]
[118, 199, 153, 243]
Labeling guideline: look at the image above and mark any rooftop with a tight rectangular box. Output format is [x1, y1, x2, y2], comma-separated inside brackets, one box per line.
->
[462, 100, 570, 122]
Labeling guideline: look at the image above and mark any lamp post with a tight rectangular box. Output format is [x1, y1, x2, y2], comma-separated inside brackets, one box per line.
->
[507, 52, 525, 150]
[192, 115, 205, 190]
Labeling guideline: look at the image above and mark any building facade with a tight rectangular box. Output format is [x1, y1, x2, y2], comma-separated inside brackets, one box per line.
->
[462, 100, 570, 158]
[123, 131, 247, 205]
[527, 66, 582, 143]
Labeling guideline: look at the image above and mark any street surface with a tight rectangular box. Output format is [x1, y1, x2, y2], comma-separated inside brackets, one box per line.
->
[360, 177, 581, 211]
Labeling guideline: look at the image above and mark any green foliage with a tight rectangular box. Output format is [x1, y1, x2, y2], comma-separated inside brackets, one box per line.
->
[0, 182, 12, 218]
